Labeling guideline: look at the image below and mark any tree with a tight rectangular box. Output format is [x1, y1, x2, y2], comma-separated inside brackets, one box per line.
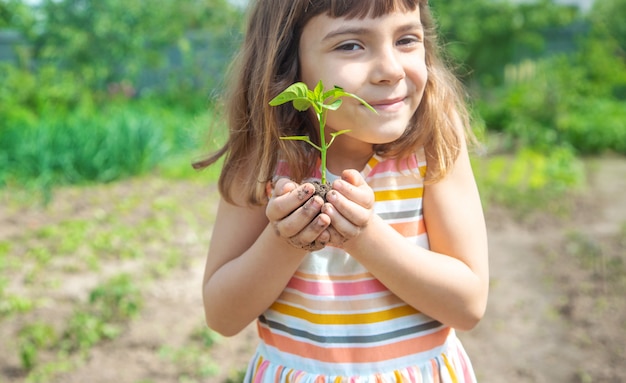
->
[0, 0, 35, 33]
[431, 0, 579, 87]
[33, 0, 243, 90]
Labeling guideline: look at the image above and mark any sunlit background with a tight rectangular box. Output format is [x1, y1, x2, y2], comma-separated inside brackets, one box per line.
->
[0, 0, 624, 382]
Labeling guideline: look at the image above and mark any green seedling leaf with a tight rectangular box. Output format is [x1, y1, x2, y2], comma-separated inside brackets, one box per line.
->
[330, 129, 351, 138]
[269, 82, 310, 106]
[279, 136, 322, 151]
[293, 99, 313, 112]
[279, 135, 311, 141]
[324, 99, 343, 111]
[313, 80, 324, 100]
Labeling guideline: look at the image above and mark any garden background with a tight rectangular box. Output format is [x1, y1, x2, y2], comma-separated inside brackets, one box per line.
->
[0, 0, 625, 382]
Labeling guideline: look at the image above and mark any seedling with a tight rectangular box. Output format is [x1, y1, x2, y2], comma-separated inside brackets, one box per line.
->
[269, 80, 376, 185]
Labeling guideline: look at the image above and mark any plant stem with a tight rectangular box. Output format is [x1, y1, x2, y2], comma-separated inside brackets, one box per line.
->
[318, 110, 327, 184]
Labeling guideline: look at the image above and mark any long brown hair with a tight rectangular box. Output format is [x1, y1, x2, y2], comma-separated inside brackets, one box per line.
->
[194, 0, 472, 206]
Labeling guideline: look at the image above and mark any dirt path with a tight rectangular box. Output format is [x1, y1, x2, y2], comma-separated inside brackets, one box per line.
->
[461, 157, 626, 382]
[1, 158, 624, 383]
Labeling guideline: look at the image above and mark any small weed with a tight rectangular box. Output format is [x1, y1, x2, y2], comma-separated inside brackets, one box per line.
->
[158, 324, 222, 381]
[61, 311, 121, 353]
[158, 345, 219, 381]
[24, 360, 75, 383]
[26, 246, 53, 265]
[59, 274, 142, 353]
[225, 368, 247, 383]
[0, 294, 35, 317]
[149, 249, 183, 277]
[190, 325, 221, 348]
[18, 322, 57, 371]
[89, 274, 143, 321]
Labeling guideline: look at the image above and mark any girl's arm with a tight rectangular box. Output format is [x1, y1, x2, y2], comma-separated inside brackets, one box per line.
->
[202, 179, 330, 336]
[324, 141, 489, 331]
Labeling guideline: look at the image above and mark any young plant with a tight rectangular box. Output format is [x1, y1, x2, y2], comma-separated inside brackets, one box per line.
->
[269, 80, 376, 185]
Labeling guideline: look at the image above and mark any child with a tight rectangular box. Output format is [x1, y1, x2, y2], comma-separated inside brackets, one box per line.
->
[195, 0, 489, 381]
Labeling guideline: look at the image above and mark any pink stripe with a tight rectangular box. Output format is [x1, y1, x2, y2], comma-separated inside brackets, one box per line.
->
[458, 347, 473, 382]
[286, 277, 387, 296]
[253, 360, 270, 383]
[368, 154, 419, 176]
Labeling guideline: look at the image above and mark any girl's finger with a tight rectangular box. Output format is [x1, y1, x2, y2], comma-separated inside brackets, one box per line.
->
[286, 213, 331, 249]
[273, 195, 325, 237]
[266, 181, 316, 221]
[332, 174, 375, 210]
[321, 201, 361, 239]
[325, 225, 348, 248]
[324, 189, 372, 228]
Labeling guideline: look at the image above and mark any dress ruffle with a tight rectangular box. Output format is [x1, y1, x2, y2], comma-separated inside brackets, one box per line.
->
[244, 335, 476, 383]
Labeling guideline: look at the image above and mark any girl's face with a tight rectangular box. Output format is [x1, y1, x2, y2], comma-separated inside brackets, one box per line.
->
[298, 7, 427, 149]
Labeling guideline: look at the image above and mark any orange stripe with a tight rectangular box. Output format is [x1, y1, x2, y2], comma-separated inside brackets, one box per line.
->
[258, 325, 450, 363]
[389, 219, 426, 237]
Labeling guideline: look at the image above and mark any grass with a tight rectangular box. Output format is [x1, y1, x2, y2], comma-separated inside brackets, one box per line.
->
[472, 143, 586, 217]
[0, 100, 225, 202]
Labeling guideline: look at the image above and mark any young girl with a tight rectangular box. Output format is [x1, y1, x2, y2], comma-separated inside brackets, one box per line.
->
[196, 0, 488, 381]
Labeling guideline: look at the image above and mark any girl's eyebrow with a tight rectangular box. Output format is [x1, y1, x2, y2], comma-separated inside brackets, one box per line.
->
[322, 22, 424, 41]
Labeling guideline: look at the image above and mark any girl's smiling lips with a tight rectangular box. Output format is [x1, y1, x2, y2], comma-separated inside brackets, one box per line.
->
[366, 97, 407, 112]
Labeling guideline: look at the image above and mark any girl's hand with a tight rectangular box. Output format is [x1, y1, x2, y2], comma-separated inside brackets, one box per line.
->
[323, 169, 375, 246]
[266, 178, 331, 251]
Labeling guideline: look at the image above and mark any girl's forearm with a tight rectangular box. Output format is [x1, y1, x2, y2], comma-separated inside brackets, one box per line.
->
[343, 215, 488, 331]
[203, 225, 307, 336]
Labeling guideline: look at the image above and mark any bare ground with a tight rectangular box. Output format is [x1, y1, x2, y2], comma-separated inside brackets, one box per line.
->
[0, 157, 624, 383]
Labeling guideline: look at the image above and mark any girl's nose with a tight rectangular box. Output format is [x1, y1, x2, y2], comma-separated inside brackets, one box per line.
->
[371, 48, 405, 84]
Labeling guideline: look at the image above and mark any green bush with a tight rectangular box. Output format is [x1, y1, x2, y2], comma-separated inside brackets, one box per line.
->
[474, 146, 586, 215]
[479, 50, 626, 155]
[558, 98, 626, 155]
[0, 101, 212, 188]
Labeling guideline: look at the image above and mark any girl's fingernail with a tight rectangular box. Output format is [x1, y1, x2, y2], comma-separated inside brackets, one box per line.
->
[322, 203, 333, 215]
[327, 190, 337, 201]
[306, 196, 322, 209]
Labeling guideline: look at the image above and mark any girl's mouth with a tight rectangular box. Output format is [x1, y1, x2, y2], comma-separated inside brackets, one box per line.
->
[369, 97, 406, 112]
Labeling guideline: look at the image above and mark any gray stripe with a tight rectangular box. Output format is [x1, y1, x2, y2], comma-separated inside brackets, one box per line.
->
[377, 209, 422, 220]
[259, 315, 442, 344]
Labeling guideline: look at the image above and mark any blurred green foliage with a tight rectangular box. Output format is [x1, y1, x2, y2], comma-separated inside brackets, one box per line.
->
[432, 0, 579, 86]
[1, 0, 243, 109]
[0, 100, 214, 188]
[433, 0, 626, 157]
[0, 0, 625, 194]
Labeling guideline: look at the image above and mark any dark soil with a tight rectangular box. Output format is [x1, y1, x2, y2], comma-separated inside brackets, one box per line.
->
[311, 180, 332, 201]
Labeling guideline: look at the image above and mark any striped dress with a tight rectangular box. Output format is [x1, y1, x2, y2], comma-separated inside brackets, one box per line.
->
[245, 151, 477, 383]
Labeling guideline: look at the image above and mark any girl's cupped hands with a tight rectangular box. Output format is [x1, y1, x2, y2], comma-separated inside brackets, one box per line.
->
[266, 170, 375, 252]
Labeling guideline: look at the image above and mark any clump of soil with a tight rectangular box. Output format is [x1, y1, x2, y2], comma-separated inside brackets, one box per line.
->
[312, 181, 332, 201]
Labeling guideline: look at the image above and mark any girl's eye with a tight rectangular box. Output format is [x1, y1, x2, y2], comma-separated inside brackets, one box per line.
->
[397, 35, 422, 47]
[336, 42, 362, 51]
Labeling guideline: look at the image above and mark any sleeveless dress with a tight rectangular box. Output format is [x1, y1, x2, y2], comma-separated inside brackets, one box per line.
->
[245, 151, 477, 383]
